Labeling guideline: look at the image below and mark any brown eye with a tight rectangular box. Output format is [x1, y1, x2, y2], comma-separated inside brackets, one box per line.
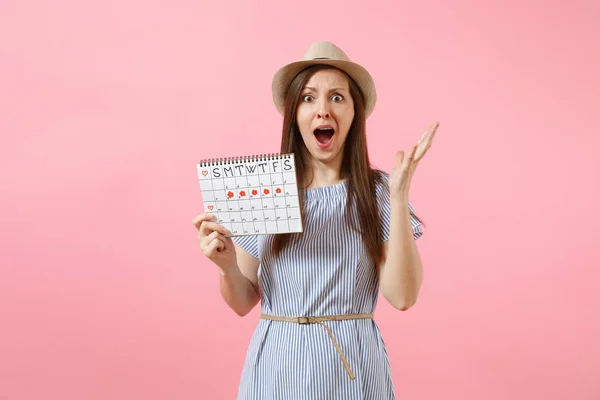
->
[303, 95, 314, 102]
[332, 94, 343, 102]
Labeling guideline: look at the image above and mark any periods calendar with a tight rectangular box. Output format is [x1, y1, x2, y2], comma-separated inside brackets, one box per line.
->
[196, 153, 303, 236]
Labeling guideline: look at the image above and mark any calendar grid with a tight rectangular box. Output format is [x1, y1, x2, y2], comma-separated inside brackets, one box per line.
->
[268, 164, 276, 234]
[197, 153, 302, 236]
[218, 165, 228, 224]
[257, 168, 267, 234]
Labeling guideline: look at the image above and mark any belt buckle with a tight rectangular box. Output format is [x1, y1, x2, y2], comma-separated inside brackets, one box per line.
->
[297, 316, 309, 324]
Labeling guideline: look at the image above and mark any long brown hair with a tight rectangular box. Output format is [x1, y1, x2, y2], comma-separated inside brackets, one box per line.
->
[271, 64, 411, 265]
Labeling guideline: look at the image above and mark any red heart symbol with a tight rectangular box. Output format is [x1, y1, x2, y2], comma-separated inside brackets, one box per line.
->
[275, 188, 282, 194]
[227, 191, 234, 198]
[263, 189, 270, 195]
[252, 189, 258, 196]
[202, 170, 208, 176]
[207, 205, 214, 210]
[239, 191, 246, 197]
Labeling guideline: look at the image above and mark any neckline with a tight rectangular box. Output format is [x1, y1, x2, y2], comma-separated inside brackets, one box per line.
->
[302, 180, 347, 199]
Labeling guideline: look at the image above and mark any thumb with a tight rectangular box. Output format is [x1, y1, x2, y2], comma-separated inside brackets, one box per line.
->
[223, 235, 236, 250]
[394, 151, 405, 167]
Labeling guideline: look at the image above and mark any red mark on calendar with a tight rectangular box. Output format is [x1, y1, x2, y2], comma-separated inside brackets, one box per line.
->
[207, 205, 214, 210]
[252, 189, 258, 196]
[227, 191, 234, 199]
[263, 189, 270, 195]
[275, 188, 282, 194]
[201, 170, 208, 176]
[239, 191, 246, 197]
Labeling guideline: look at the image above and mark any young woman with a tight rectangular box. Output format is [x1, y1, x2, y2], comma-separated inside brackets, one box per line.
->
[193, 41, 437, 399]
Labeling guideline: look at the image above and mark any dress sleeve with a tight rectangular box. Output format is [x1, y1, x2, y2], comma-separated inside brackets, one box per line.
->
[232, 235, 259, 259]
[375, 172, 424, 242]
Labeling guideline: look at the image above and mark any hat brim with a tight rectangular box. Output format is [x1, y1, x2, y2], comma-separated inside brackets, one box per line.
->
[272, 59, 377, 118]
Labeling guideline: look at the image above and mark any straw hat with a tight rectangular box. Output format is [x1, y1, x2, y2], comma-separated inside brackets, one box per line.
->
[271, 41, 377, 117]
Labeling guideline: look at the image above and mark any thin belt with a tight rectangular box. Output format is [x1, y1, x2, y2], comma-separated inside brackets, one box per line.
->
[260, 313, 374, 380]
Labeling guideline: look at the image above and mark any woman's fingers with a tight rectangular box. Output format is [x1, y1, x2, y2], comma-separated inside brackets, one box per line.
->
[203, 237, 225, 258]
[403, 144, 417, 169]
[200, 221, 231, 237]
[200, 231, 227, 256]
[415, 122, 439, 162]
[192, 213, 214, 230]
[192, 213, 231, 237]
[202, 230, 225, 247]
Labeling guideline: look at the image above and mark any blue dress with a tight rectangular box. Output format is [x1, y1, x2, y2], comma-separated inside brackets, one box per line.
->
[233, 172, 423, 400]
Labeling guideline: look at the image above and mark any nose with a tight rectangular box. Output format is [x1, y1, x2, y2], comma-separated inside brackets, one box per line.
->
[316, 99, 330, 119]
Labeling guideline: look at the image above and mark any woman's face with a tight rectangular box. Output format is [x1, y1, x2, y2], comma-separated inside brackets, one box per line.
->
[296, 68, 355, 166]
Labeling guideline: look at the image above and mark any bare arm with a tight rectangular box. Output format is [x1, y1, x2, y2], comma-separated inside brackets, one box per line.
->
[193, 213, 261, 316]
[219, 243, 260, 316]
[378, 199, 424, 311]
[378, 122, 437, 310]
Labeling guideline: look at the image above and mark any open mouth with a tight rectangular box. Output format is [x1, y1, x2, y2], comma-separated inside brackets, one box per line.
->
[313, 127, 335, 145]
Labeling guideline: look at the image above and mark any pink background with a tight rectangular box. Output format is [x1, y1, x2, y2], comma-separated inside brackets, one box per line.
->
[1, 0, 599, 399]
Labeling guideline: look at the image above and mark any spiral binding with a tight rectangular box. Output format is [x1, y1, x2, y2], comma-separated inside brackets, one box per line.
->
[198, 153, 293, 167]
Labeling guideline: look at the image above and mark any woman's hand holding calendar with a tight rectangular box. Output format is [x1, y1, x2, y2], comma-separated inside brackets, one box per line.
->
[193, 213, 237, 273]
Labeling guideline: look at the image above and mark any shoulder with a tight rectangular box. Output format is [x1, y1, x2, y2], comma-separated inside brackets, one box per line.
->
[373, 169, 389, 182]
[373, 169, 390, 195]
